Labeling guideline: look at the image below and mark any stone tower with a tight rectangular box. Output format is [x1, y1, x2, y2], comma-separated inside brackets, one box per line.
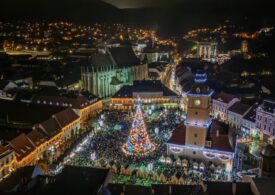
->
[185, 73, 213, 147]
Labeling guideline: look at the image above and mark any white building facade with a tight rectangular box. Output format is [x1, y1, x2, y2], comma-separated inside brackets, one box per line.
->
[256, 99, 275, 146]
[228, 102, 251, 129]
[212, 92, 240, 121]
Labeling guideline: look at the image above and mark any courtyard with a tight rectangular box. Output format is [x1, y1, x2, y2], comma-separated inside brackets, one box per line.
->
[64, 107, 228, 185]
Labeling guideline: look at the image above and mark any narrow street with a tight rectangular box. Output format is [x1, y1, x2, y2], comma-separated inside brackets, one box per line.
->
[161, 63, 178, 95]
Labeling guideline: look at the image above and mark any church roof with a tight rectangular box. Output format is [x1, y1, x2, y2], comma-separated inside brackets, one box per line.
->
[110, 76, 123, 85]
[91, 52, 114, 67]
[109, 46, 141, 67]
[90, 46, 141, 68]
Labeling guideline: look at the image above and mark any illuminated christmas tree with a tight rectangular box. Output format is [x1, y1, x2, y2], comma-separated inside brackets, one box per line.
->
[122, 98, 155, 156]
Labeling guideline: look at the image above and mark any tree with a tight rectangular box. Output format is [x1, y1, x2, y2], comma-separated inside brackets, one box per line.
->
[123, 98, 154, 156]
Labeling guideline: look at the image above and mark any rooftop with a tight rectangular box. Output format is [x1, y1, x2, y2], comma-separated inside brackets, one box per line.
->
[0, 145, 13, 159]
[243, 103, 259, 122]
[206, 120, 236, 153]
[38, 118, 61, 137]
[26, 129, 46, 147]
[113, 80, 178, 98]
[168, 120, 236, 153]
[228, 102, 251, 116]
[252, 177, 275, 195]
[205, 181, 253, 195]
[36, 166, 110, 195]
[0, 99, 66, 127]
[106, 182, 252, 195]
[260, 99, 275, 114]
[90, 46, 141, 68]
[109, 46, 141, 66]
[167, 124, 186, 145]
[0, 166, 37, 193]
[53, 108, 79, 128]
[212, 91, 237, 104]
[9, 133, 36, 161]
[16, 88, 98, 109]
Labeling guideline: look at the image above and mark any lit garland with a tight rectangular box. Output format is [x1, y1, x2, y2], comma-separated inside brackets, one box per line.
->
[122, 98, 155, 156]
[217, 154, 232, 161]
[202, 151, 217, 159]
[169, 146, 183, 154]
[202, 151, 232, 161]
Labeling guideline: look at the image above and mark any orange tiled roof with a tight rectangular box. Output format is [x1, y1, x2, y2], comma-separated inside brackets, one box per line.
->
[9, 133, 36, 160]
[167, 124, 186, 145]
[27, 129, 46, 147]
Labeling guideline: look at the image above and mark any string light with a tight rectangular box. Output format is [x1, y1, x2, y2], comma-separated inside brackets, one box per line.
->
[122, 97, 155, 156]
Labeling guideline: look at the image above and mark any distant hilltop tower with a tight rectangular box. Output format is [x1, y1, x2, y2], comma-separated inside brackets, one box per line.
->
[241, 40, 248, 54]
[197, 41, 217, 62]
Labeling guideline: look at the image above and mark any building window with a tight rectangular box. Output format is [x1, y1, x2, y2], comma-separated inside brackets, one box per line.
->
[193, 151, 196, 155]
[194, 133, 197, 137]
[195, 111, 198, 115]
[194, 142, 197, 145]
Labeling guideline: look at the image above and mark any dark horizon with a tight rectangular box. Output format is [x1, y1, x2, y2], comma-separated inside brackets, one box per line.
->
[0, 0, 274, 27]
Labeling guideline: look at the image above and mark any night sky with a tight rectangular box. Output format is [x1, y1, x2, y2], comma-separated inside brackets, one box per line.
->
[102, 0, 177, 8]
[0, 0, 273, 29]
[1, 0, 269, 9]
[102, 0, 264, 9]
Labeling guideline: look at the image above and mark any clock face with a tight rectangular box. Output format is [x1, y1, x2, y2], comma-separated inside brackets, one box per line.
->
[194, 99, 201, 106]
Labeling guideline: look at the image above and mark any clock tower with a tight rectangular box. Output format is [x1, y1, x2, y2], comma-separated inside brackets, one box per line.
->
[185, 73, 213, 147]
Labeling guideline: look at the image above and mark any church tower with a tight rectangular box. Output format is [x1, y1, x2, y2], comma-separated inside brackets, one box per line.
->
[185, 73, 213, 147]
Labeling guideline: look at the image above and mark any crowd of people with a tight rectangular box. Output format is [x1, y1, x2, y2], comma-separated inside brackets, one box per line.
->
[68, 108, 228, 185]
[70, 108, 180, 166]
